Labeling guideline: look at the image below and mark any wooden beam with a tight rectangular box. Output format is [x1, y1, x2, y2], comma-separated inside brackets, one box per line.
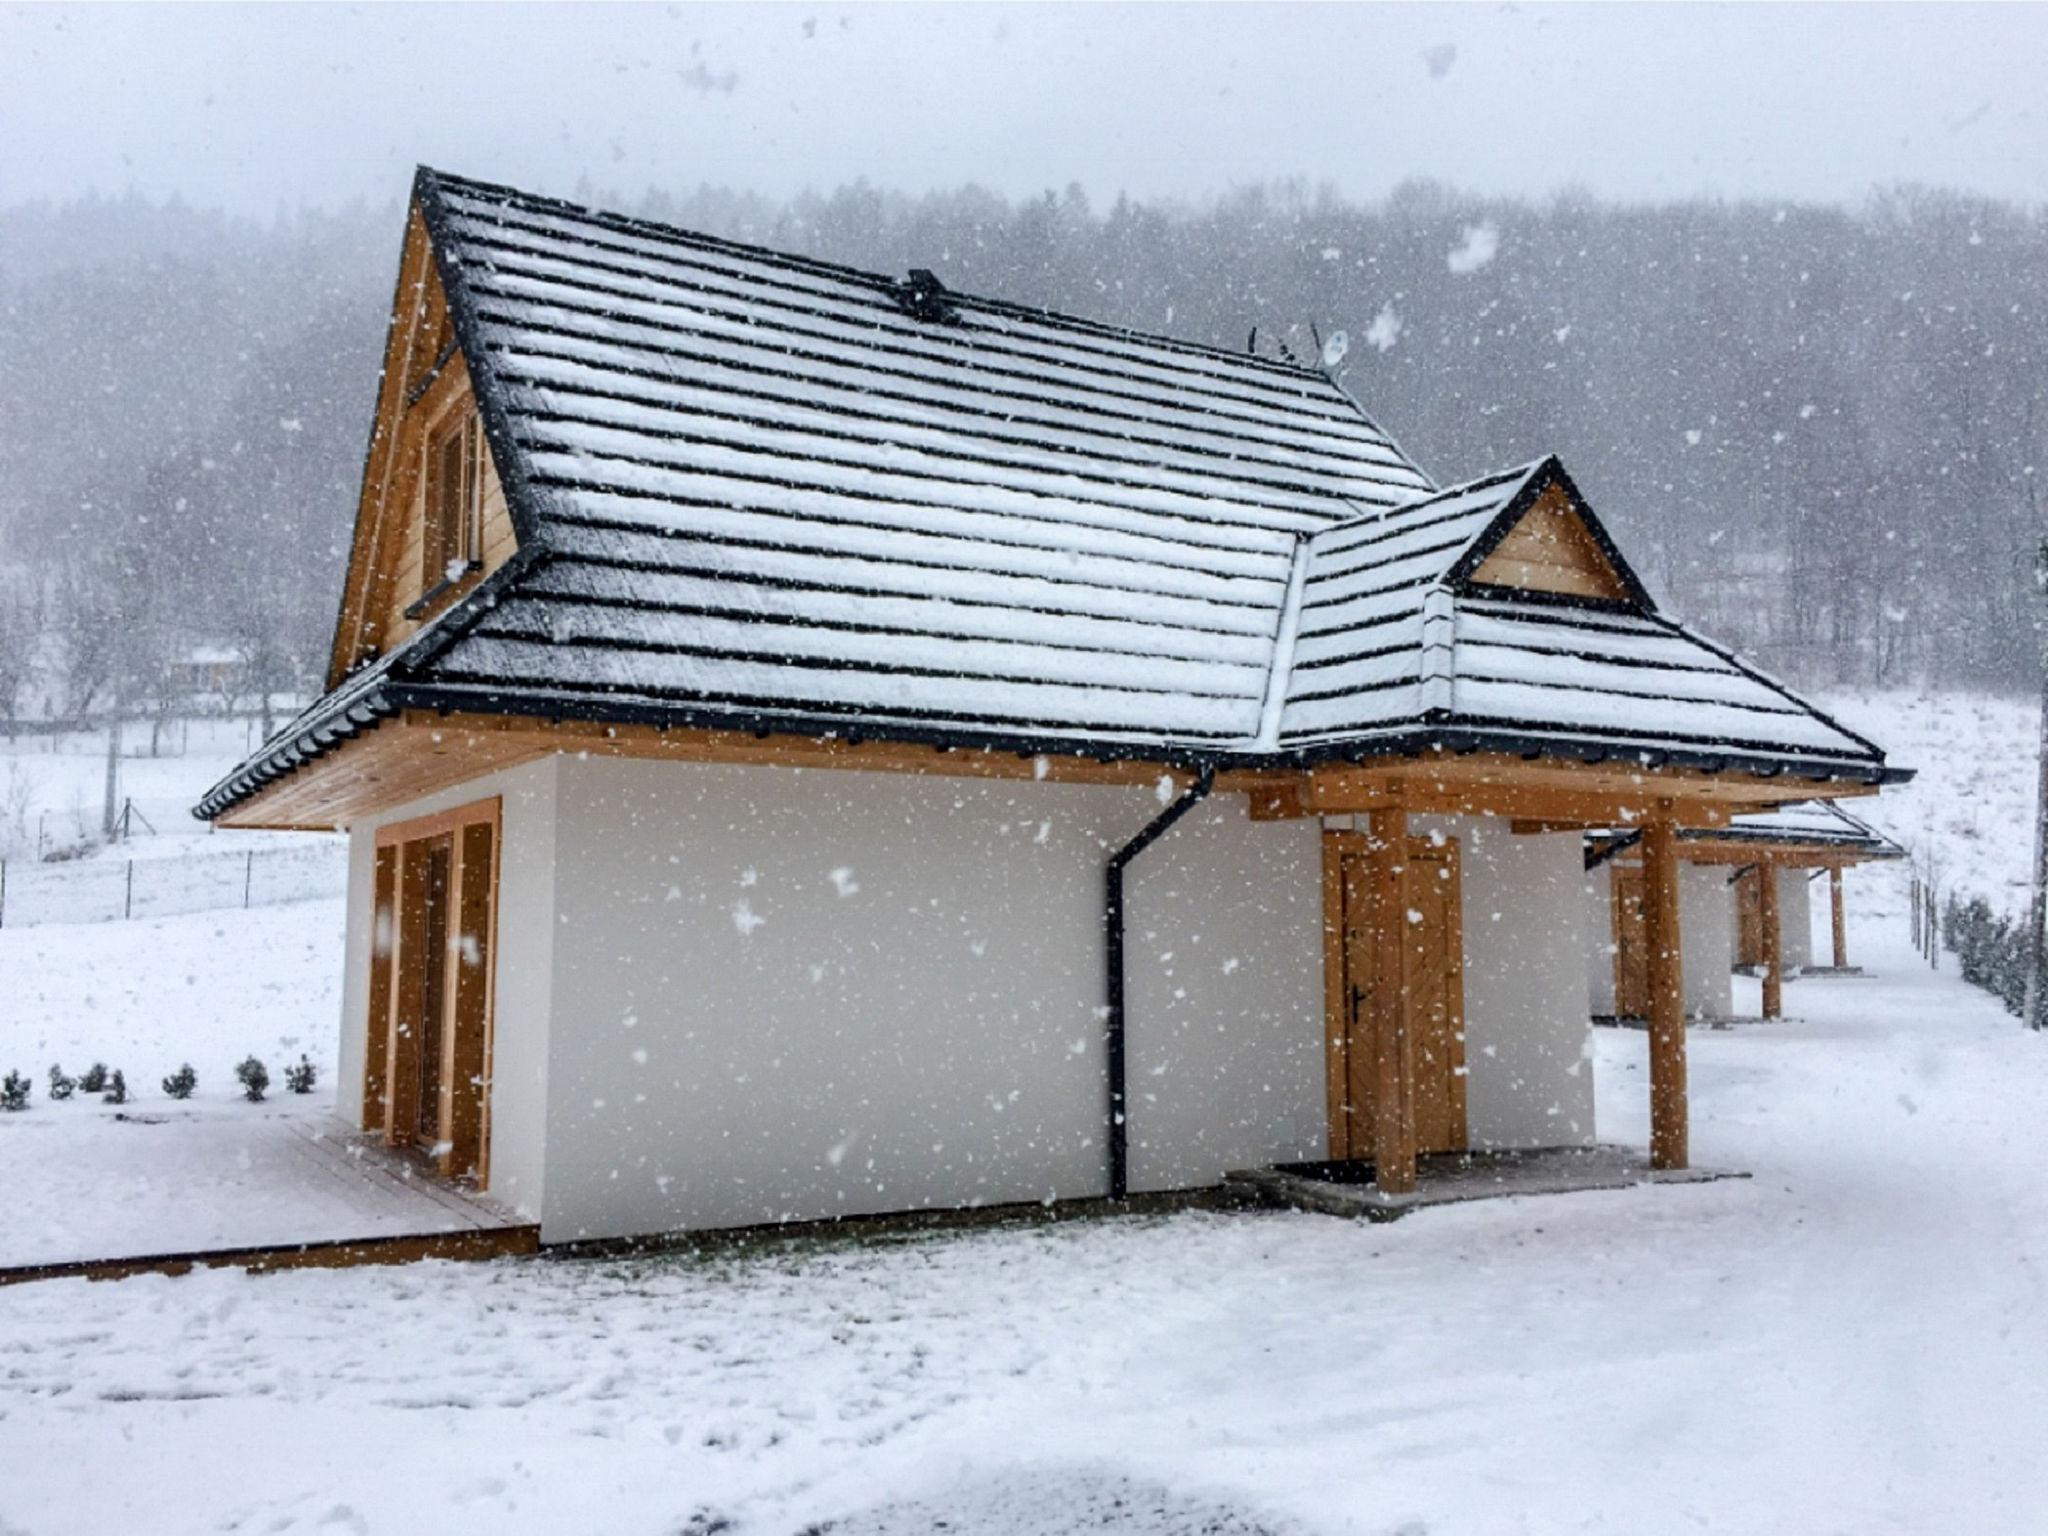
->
[1678, 842, 1891, 867]
[1367, 806, 1417, 1195]
[1641, 818, 1688, 1171]
[1759, 863, 1784, 1020]
[1308, 751, 1875, 815]
[1247, 780, 1309, 821]
[1831, 866, 1848, 969]
[217, 712, 1198, 831]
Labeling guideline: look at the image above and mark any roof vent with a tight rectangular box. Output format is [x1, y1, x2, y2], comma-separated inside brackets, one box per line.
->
[894, 268, 958, 323]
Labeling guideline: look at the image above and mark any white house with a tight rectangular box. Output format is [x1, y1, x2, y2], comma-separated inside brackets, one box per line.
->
[198, 170, 1907, 1244]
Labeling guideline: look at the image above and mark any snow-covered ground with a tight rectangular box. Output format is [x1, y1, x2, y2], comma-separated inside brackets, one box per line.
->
[1, 896, 343, 1087]
[1, 916, 2043, 1534]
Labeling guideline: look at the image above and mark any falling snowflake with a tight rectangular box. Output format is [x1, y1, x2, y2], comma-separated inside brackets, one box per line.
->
[1447, 222, 1499, 274]
[1365, 304, 1402, 353]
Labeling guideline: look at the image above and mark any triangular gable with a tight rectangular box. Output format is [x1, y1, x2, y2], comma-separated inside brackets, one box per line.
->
[326, 184, 523, 689]
[1444, 456, 1652, 609]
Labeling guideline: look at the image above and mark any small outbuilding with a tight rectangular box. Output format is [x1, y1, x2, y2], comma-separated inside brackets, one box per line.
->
[1587, 801, 1905, 1024]
[196, 170, 1907, 1243]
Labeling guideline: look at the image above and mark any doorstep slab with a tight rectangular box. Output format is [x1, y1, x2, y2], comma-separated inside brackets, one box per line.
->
[1225, 1145, 1746, 1221]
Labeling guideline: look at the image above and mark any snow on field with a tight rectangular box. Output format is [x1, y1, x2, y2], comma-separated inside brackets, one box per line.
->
[0, 896, 344, 1087]
[1, 717, 321, 863]
[1, 916, 2045, 1535]
[1817, 686, 2038, 915]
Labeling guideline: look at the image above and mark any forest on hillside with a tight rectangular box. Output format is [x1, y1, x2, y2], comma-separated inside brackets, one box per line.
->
[3, 175, 2044, 727]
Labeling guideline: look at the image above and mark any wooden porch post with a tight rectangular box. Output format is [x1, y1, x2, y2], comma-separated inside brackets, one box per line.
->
[1641, 818, 1688, 1171]
[1759, 860, 1784, 1020]
[1830, 866, 1848, 970]
[1367, 805, 1417, 1195]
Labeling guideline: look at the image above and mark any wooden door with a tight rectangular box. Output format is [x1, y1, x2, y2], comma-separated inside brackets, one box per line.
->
[1734, 867, 1764, 968]
[1326, 833, 1467, 1162]
[413, 836, 453, 1148]
[1403, 842, 1466, 1154]
[371, 799, 501, 1186]
[1611, 862, 1650, 1018]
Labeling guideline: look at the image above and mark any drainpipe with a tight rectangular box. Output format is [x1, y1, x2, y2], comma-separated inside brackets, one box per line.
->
[1105, 765, 1215, 1199]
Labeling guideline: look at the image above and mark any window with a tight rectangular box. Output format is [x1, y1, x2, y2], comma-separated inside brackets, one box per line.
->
[422, 407, 484, 597]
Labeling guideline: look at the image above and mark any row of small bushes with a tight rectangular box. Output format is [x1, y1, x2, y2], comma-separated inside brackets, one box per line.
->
[0, 1055, 316, 1112]
[1942, 895, 2041, 1018]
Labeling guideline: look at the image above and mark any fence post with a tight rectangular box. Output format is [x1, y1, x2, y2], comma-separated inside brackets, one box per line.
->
[244, 850, 254, 908]
[124, 859, 134, 920]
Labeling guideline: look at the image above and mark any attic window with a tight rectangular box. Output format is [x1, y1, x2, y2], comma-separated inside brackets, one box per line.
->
[893, 268, 957, 323]
[422, 406, 484, 598]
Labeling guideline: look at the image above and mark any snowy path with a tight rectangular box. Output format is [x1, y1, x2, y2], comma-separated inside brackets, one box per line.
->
[2, 925, 2045, 1534]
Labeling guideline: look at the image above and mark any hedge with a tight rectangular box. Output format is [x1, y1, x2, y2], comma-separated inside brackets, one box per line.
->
[1942, 895, 2041, 1018]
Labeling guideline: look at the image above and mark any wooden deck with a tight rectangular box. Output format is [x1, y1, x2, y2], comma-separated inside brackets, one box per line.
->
[0, 1103, 537, 1287]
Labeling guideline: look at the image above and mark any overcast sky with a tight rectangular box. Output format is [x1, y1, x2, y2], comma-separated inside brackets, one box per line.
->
[4, 2, 2045, 216]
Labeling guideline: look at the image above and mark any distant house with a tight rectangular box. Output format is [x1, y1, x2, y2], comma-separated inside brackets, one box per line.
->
[197, 170, 1908, 1244]
[169, 644, 245, 699]
[1588, 802, 1904, 1024]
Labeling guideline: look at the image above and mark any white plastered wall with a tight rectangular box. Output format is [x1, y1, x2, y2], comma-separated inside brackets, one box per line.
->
[334, 755, 559, 1221]
[1681, 864, 1736, 1019]
[1781, 866, 1815, 970]
[535, 758, 1327, 1241]
[1122, 802, 1325, 1193]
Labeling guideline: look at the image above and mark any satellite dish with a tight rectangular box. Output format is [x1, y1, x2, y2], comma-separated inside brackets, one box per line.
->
[1321, 329, 1350, 370]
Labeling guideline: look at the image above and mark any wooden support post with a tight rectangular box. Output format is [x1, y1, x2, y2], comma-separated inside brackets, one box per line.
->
[1759, 861, 1784, 1020]
[1830, 867, 1848, 970]
[1367, 805, 1417, 1195]
[1641, 818, 1688, 1171]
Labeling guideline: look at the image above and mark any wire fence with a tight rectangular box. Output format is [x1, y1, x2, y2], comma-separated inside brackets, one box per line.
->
[0, 842, 347, 929]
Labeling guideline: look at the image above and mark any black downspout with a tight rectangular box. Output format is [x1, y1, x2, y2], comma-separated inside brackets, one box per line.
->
[1105, 765, 1215, 1199]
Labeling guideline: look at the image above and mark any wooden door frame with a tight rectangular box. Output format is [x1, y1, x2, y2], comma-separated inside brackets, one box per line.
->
[1321, 827, 1468, 1163]
[370, 797, 501, 1187]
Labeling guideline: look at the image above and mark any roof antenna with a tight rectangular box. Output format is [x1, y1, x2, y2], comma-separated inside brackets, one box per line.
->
[894, 268, 958, 323]
[1246, 325, 1259, 356]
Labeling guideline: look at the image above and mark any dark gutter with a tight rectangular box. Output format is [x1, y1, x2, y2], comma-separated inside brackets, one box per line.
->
[1104, 765, 1215, 1200]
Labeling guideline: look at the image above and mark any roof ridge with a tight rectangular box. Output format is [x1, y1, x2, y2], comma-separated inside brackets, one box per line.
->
[419, 166, 1350, 389]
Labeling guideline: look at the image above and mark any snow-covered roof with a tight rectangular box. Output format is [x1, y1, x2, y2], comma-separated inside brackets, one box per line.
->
[1700, 799, 1906, 856]
[195, 170, 1901, 820]
[1587, 799, 1906, 868]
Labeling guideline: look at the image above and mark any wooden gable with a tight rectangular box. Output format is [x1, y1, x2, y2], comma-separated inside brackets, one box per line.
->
[327, 205, 518, 688]
[1467, 482, 1633, 603]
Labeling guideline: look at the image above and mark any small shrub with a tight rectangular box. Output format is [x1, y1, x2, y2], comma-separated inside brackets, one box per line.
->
[283, 1055, 316, 1095]
[161, 1063, 197, 1100]
[0, 1071, 29, 1111]
[47, 1065, 76, 1102]
[234, 1056, 269, 1103]
[102, 1070, 128, 1106]
[77, 1061, 108, 1095]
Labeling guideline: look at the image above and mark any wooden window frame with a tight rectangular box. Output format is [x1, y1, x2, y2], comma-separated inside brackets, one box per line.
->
[409, 402, 485, 620]
[370, 797, 502, 1187]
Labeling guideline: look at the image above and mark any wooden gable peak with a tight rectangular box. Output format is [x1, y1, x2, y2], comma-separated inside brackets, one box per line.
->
[1447, 456, 1651, 609]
